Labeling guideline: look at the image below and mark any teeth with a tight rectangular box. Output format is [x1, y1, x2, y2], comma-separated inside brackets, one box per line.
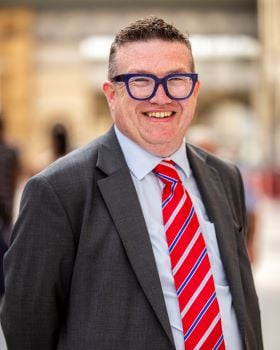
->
[147, 111, 173, 118]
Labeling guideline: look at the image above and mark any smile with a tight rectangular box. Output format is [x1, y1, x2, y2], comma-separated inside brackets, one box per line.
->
[144, 111, 175, 118]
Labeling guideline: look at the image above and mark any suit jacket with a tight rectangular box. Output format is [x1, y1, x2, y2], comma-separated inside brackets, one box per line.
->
[1, 127, 263, 349]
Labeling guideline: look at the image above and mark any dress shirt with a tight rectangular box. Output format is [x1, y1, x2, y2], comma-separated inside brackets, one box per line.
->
[115, 125, 243, 350]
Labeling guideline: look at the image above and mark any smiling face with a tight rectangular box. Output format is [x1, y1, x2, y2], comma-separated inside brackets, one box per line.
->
[102, 39, 200, 157]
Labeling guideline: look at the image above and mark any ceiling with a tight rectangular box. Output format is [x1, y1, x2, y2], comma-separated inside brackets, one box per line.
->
[0, 0, 257, 11]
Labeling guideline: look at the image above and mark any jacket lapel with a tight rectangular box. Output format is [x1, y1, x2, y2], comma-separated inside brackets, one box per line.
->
[187, 144, 248, 340]
[96, 128, 174, 347]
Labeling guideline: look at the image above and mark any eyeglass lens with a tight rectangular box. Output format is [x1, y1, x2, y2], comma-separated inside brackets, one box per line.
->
[128, 76, 194, 99]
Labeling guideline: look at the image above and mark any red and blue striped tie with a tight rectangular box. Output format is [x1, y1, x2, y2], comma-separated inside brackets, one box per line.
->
[154, 160, 225, 350]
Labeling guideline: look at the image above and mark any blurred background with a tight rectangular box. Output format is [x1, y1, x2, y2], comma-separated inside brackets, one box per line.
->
[0, 0, 279, 349]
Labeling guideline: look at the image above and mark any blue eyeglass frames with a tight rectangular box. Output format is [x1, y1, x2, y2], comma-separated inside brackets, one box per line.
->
[111, 73, 198, 101]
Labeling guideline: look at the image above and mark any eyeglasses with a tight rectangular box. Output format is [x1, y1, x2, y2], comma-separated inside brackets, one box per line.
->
[111, 73, 198, 101]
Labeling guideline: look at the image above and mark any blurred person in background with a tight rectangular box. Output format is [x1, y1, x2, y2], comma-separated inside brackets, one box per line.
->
[186, 124, 219, 155]
[35, 122, 71, 173]
[0, 113, 20, 296]
[1, 17, 262, 350]
[50, 123, 70, 161]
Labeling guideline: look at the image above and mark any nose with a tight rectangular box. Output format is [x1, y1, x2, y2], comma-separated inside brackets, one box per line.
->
[149, 83, 172, 105]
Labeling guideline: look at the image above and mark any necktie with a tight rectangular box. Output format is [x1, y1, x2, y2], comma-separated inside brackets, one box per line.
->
[154, 160, 225, 350]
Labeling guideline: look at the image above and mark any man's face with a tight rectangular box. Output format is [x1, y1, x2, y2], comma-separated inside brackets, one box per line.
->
[102, 39, 200, 157]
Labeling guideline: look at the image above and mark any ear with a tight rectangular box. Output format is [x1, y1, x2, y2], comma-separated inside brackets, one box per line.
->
[102, 80, 116, 111]
[193, 80, 201, 97]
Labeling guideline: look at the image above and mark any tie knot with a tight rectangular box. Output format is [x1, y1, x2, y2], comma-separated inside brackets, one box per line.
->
[153, 160, 181, 186]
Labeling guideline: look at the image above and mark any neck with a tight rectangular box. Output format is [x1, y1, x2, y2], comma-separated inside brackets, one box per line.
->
[142, 142, 182, 158]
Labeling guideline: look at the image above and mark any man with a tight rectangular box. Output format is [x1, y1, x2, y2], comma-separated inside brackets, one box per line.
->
[1, 17, 262, 349]
[0, 115, 19, 296]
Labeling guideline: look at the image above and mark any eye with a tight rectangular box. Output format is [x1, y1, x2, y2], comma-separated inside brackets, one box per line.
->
[129, 77, 153, 87]
[168, 76, 191, 85]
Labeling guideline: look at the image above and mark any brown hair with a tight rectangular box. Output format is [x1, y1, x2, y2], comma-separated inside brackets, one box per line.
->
[108, 16, 195, 80]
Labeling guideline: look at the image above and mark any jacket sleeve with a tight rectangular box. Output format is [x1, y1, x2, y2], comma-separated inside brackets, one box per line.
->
[0, 174, 76, 350]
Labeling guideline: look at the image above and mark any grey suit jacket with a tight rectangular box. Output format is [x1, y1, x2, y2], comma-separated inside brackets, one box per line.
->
[1, 127, 263, 349]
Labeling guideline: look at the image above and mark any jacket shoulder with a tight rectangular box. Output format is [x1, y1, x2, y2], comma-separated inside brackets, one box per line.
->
[187, 143, 246, 226]
[188, 143, 240, 179]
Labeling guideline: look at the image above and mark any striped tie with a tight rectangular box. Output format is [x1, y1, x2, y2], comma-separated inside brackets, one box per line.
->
[154, 160, 225, 350]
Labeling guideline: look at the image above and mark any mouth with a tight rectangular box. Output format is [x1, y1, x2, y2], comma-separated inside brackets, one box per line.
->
[143, 111, 175, 119]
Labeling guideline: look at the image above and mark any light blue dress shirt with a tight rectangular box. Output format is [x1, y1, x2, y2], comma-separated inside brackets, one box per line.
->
[115, 126, 242, 350]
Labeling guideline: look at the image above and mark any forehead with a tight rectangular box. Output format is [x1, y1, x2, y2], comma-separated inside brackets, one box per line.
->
[114, 39, 193, 74]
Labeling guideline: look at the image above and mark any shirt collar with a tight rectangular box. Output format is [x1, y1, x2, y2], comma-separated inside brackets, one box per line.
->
[114, 125, 191, 180]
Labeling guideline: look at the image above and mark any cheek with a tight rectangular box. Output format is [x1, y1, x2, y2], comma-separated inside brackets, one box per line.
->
[181, 99, 197, 121]
[112, 99, 137, 131]
[116, 95, 139, 119]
